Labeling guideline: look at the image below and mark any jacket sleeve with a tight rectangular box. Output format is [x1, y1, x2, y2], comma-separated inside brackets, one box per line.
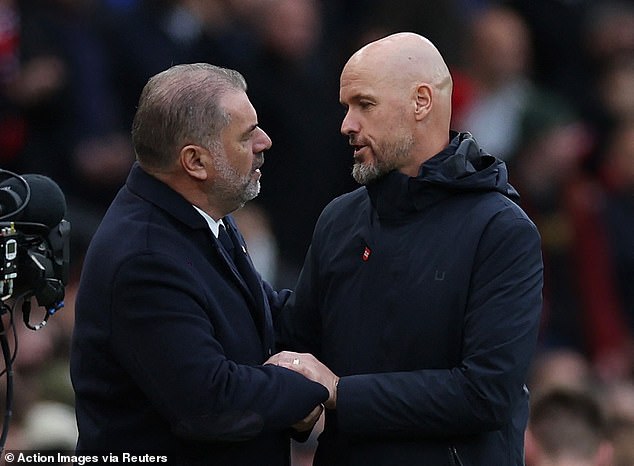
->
[109, 252, 328, 442]
[336, 214, 543, 437]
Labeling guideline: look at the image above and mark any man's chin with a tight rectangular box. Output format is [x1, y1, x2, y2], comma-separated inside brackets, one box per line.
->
[243, 180, 260, 202]
[352, 162, 383, 185]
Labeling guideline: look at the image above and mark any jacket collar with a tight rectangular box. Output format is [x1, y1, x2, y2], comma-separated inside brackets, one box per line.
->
[366, 131, 519, 220]
[125, 162, 209, 231]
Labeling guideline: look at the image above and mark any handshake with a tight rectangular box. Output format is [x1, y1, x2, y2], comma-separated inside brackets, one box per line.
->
[266, 351, 340, 432]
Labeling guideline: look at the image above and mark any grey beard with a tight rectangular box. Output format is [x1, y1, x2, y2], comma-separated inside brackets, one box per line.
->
[211, 155, 261, 209]
[352, 136, 414, 184]
[352, 135, 414, 185]
[352, 162, 383, 185]
[242, 179, 260, 203]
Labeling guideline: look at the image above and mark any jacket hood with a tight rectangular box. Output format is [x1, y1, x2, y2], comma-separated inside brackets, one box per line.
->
[367, 131, 519, 218]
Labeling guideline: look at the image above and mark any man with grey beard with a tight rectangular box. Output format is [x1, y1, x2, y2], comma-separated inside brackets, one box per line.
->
[270, 33, 544, 465]
[70, 63, 328, 465]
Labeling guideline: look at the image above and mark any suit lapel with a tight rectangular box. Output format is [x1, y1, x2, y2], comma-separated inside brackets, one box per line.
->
[214, 237, 254, 303]
[218, 220, 272, 351]
[126, 164, 274, 352]
[224, 222, 265, 307]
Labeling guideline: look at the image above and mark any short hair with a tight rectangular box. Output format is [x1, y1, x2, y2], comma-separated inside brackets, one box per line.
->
[131, 63, 247, 170]
[529, 388, 607, 461]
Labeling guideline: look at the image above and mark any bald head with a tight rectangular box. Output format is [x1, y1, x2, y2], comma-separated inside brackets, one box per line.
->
[345, 32, 452, 93]
[339, 33, 453, 179]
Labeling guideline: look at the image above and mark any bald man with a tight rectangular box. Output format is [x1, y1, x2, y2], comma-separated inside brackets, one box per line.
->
[270, 33, 544, 465]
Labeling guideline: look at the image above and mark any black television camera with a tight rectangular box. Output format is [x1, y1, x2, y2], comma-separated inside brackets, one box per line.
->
[0, 169, 71, 451]
[0, 169, 70, 330]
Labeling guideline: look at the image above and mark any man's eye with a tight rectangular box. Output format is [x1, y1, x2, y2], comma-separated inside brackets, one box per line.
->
[359, 101, 373, 109]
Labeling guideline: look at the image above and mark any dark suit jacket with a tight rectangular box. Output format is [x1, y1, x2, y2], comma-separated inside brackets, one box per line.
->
[70, 163, 327, 465]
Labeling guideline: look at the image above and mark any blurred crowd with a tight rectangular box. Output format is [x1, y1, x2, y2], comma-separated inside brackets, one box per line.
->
[0, 0, 633, 464]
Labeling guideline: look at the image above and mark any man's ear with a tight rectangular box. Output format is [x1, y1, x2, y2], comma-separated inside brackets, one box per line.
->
[179, 144, 209, 181]
[414, 83, 433, 121]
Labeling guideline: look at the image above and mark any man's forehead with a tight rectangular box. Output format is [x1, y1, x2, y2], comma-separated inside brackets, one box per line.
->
[222, 91, 256, 117]
[340, 59, 394, 95]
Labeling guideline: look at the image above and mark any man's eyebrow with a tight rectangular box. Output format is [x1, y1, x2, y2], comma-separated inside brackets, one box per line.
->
[243, 123, 258, 136]
[341, 92, 374, 105]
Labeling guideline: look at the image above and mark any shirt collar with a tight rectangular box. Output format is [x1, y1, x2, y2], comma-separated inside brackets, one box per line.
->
[192, 205, 223, 238]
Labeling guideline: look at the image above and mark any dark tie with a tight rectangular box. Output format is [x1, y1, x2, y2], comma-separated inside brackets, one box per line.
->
[218, 223, 235, 260]
[218, 218, 273, 355]
[220, 220, 267, 339]
[220, 220, 261, 303]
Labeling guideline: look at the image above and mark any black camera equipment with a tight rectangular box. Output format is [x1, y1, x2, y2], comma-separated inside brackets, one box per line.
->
[0, 169, 71, 452]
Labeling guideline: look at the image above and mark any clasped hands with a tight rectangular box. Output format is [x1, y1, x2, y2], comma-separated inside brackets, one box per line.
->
[265, 351, 339, 432]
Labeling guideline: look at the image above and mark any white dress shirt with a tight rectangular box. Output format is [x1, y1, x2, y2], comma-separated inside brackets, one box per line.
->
[193, 205, 223, 238]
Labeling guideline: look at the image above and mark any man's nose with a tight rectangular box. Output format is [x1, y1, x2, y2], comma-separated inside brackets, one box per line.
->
[340, 111, 359, 136]
[254, 127, 272, 152]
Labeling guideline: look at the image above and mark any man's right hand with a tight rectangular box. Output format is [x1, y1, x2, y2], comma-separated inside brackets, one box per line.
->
[266, 351, 339, 409]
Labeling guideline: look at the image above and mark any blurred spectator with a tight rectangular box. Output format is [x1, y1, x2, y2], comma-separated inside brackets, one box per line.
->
[525, 387, 614, 466]
[528, 349, 596, 397]
[609, 417, 634, 466]
[575, 1, 634, 171]
[22, 400, 77, 452]
[509, 95, 633, 380]
[232, 203, 280, 285]
[101, 0, 252, 128]
[598, 56, 634, 125]
[0, 298, 72, 453]
[583, 1, 634, 72]
[1, 0, 135, 263]
[507, 1, 634, 136]
[505, 0, 587, 109]
[240, 0, 354, 285]
[0, 0, 26, 170]
[599, 120, 634, 339]
[599, 380, 634, 466]
[601, 380, 634, 425]
[453, 5, 540, 161]
[527, 351, 634, 466]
